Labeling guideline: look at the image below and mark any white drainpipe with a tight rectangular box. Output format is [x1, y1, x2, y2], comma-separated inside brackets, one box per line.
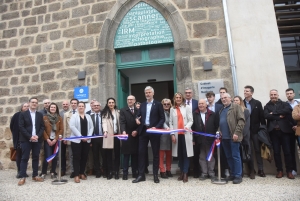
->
[222, 0, 239, 96]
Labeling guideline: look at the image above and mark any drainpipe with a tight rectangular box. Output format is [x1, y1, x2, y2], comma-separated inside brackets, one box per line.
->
[222, 0, 239, 96]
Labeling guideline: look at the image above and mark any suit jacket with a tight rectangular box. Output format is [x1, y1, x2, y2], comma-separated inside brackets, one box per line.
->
[243, 98, 266, 134]
[187, 99, 198, 112]
[120, 106, 139, 154]
[43, 116, 63, 140]
[19, 110, 45, 143]
[264, 99, 294, 133]
[38, 108, 47, 116]
[170, 105, 194, 157]
[69, 114, 94, 143]
[192, 109, 219, 146]
[90, 113, 103, 135]
[10, 112, 21, 149]
[102, 110, 121, 149]
[136, 100, 165, 135]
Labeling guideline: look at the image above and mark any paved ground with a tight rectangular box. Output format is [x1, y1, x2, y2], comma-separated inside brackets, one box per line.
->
[1, 169, 300, 201]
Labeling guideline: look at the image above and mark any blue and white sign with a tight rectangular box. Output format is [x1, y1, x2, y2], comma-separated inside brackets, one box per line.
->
[74, 86, 89, 102]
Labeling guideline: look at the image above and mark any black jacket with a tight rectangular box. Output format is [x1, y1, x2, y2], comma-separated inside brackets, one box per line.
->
[264, 99, 294, 133]
[243, 98, 266, 134]
[120, 106, 139, 154]
[19, 110, 45, 142]
[10, 112, 21, 149]
[191, 109, 219, 146]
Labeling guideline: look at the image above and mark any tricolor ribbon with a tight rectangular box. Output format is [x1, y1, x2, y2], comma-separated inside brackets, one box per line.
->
[147, 128, 220, 161]
[46, 142, 59, 163]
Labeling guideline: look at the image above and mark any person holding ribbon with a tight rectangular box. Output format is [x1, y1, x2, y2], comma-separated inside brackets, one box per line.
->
[192, 99, 219, 181]
[69, 102, 94, 183]
[40, 103, 63, 179]
[170, 92, 193, 183]
[102, 97, 121, 180]
[159, 98, 173, 179]
[233, 96, 255, 179]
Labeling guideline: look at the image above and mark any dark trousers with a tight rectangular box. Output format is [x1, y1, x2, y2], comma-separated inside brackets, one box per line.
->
[270, 130, 293, 173]
[60, 142, 67, 172]
[104, 138, 121, 174]
[290, 135, 297, 172]
[240, 145, 254, 175]
[71, 141, 90, 176]
[178, 135, 190, 173]
[42, 140, 58, 174]
[20, 141, 42, 178]
[220, 142, 229, 175]
[123, 154, 138, 175]
[91, 137, 105, 174]
[138, 128, 161, 176]
[16, 147, 22, 172]
[192, 143, 200, 176]
[250, 133, 264, 170]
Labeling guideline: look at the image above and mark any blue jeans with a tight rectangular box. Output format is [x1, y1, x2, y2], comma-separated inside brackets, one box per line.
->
[41, 140, 58, 174]
[221, 139, 242, 178]
[20, 141, 42, 178]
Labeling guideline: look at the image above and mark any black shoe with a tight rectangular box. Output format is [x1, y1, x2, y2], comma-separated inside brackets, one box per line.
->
[226, 176, 235, 181]
[258, 170, 266, 177]
[166, 171, 173, 177]
[70, 172, 75, 178]
[96, 172, 101, 178]
[107, 172, 113, 180]
[193, 173, 199, 178]
[115, 173, 119, 180]
[145, 168, 149, 174]
[160, 172, 168, 179]
[154, 175, 160, 183]
[233, 177, 242, 184]
[122, 175, 128, 180]
[199, 174, 208, 181]
[132, 175, 146, 183]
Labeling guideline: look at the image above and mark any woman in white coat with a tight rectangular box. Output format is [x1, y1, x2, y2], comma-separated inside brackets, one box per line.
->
[170, 92, 193, 183]
[70, 102, 94, 183]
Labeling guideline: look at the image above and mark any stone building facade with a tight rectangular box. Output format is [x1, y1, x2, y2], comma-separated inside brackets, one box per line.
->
[0, 0, 232, 169]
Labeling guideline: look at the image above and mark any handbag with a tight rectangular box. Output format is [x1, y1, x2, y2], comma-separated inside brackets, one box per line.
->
[10, 147, 17, 161]
[240, 144, 251, 162]
[261, 143, 272, 163]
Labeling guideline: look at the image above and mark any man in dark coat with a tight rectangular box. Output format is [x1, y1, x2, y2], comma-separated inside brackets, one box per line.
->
[192, 99, 219, 181]
[264, 89, 295, 179]
[243, 85, 266, 177]
[120, 95, 139, 180]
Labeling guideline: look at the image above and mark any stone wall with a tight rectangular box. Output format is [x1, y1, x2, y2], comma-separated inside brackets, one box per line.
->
[0, 0, 231, 169]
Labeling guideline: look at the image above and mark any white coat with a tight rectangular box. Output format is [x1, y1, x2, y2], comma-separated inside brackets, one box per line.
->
[69, 114, 94, 143]
[169, 104, 194, 157]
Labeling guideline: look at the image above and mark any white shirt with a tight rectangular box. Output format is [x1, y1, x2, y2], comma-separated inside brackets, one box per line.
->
[29, 109, 37, 137]
[50, 131, 55, 139]
[208, 103, 215, 112]
[145, 100, 153, 125]
[113, 111, 117, 134]
[200, 111, 206, 125]
[287, 100, 299, 109]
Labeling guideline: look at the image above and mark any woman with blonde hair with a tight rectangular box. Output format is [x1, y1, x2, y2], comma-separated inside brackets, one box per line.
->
[233, 95, 255, 179]
[169, 92, 193, 183]
[159, 98, 173, 178]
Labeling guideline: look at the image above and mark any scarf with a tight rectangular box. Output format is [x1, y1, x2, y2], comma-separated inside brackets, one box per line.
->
[47, 111, 59, 132]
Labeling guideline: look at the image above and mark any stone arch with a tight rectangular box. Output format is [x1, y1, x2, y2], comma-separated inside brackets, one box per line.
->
[97, 0, 193, 104]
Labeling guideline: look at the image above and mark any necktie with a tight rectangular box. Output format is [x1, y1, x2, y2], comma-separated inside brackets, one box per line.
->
[73, 109, 75, 114]
[131, 108, 134, 114]
[187, 100, 190, 105]
[95, 114, 99, 135]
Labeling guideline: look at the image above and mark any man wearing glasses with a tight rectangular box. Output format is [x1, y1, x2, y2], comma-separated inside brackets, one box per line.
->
[184, 87, 198, 112]
[18, 97, 45, 186]
[38, 99, 51, 116]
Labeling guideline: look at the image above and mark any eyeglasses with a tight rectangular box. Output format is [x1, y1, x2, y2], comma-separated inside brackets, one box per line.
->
[185, 92, 192, 94]
[94, 105, 100, 107]
[163, 104, 170, 106]
[31, 102, 38, 104]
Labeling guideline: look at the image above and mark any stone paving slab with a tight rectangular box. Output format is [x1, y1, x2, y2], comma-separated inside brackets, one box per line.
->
[1, 169, 300, 201]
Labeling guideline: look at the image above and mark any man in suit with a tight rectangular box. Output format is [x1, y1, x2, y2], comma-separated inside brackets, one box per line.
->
[63, 98, 79, 178]
[264, 89, 295, 179]
[243, 85, 266, 177]
[38, 99, 51, 116]
[90, 101, 105, 178]
[86, 99, 96, 115]
[120, 95, 139, 180]
[133, 86, 165, 183]
[185, 87, 200, 177]
[59, 100, 70, 176]
[18, 97, 45, 186]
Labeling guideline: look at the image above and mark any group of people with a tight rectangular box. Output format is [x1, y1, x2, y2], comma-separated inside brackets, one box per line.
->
[10, 85, 300, 186]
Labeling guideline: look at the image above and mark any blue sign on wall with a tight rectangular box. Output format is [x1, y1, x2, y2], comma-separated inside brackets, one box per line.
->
[74, 86, 89, 101]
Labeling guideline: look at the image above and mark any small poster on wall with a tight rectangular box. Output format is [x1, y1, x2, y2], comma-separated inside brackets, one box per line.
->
[198, 79, 224, 99]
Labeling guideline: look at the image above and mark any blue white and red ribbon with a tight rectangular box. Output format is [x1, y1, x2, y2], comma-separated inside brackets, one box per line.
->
[147, 128, 220, 161]
[46, 142, 59, 163]
[63, 134, 128, 141]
